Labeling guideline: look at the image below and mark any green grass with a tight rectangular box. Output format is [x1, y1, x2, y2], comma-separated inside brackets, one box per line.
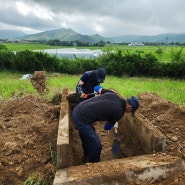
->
[0, 72, 184, 107]
[103, 45, 185, 62]
[3, 43, 63, 51]
[3, 43, 104, 51]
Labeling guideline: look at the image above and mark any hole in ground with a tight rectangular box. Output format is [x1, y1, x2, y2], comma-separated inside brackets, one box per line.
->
[69, 103, 147, 166]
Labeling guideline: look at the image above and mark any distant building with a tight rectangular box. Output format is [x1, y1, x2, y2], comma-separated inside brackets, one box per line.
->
[128, 42, 144, 46]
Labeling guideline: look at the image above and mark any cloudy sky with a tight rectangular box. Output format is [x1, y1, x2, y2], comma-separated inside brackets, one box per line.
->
[1, 0, 185, 37]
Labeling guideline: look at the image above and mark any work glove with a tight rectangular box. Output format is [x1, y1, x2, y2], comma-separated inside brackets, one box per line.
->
[76, 85, 83, 94]
[80, 93, 88, 99]
[94, 85, 103, 93]
[104, 122, 113, 130]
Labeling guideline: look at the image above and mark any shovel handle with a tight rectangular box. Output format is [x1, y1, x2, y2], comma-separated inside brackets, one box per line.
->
[114, 127, 118, 134]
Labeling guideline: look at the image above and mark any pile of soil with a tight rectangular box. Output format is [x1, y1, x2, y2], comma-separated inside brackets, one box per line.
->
[0, 95, 60, 185]
[30, 71, 48, 95]
[0, 92, 185, 185]
[137, 92, 185, 185]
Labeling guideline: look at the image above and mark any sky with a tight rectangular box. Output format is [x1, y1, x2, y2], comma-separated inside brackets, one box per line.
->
[1, 0, 185, 37]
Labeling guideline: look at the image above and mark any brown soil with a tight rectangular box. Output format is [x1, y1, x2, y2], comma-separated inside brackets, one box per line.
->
[0, 92, 185, 185]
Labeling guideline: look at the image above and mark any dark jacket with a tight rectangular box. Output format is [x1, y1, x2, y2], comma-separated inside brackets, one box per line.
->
[74, 89, 126, 126]
[76, 70, 100, 95]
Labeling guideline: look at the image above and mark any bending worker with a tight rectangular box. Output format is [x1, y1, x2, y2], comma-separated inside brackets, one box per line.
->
[76, 68, 106, 103]
[72, 85, 139, 163]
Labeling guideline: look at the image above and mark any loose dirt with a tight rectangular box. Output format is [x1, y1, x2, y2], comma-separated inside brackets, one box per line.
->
[0, 92, 185, 185]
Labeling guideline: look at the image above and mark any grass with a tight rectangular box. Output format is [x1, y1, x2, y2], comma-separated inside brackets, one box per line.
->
[49, 143, 57, 167]
[23, 173, 47, 185]
[104, 76, 185, 106]
[0, 71, 184, 107]
[3, 43, 62, 51]
[0, 72, 36, 100]
[3, 43, 104, 51]
[3, 43, 185, 62]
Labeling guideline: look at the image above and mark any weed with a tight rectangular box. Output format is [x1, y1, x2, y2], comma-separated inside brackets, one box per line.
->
[23, 174, 48, 185]
[49, 143, 57, 167]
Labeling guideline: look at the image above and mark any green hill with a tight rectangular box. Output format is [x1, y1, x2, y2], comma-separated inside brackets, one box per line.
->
[16, 28, 111, 43]
[1, 28, 185, 44]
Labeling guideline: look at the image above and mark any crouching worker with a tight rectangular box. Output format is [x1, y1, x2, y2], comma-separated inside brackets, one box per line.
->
[72, 86, 139, 163]
[76, 68, 106, 103]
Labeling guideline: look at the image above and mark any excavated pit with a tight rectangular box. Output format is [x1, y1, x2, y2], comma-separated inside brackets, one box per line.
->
[53, 88, 185, 184]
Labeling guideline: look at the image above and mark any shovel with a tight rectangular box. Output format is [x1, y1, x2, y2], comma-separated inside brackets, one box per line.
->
[66, 92, 97, 103]
[112, 122, 120, 155]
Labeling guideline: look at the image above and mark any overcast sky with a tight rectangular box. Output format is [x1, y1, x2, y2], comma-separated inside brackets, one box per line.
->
[1, 0, 185, 37]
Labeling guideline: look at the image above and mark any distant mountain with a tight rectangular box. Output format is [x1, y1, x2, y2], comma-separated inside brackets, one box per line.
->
[0, 28, 185, 43]
[110, 33, 185, 43]
[15, 28, 111, 43]
[0, 30, 27, 39]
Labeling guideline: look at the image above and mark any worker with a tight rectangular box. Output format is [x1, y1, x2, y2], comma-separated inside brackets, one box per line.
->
[76, 68, 106, 103]
[72, 85, 139, 163]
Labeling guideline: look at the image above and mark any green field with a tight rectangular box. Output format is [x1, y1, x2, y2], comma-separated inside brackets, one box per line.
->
[3, 43, 184, 62]
[3, 43, 60, 51]
[0, 72, 184, 107]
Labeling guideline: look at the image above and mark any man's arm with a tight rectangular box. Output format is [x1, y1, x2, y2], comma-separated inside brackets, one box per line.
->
[76, 73, 88, 94]
[94, 86, 115, 94]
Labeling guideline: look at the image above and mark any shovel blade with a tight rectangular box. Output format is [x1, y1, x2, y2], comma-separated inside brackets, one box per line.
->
[112, 139, 120, 155]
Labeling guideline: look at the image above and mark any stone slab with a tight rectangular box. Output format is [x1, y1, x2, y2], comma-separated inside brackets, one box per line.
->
[53, 154, 185, 185]
[57, 88, 72, 168]
[121, 113, 166, 153]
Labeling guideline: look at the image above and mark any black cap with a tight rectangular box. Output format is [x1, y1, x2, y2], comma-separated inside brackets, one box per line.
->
[95, 68, 106, 83]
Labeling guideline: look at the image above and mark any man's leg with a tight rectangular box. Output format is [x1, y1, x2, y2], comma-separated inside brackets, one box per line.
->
[79, 125, 102, 162]
[72, 107, 102, 162]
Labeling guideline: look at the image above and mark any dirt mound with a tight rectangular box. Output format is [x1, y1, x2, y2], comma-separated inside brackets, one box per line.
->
[30, 71, 49, 95]
[136, 92, 185, 185]
[138, 92, 185, 159]
[0, 92, 185, 185]
[0, 95, 60, 185]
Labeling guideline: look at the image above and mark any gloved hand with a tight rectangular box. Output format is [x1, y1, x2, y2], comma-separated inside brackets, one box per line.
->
[76, 85, 83, 94]
[80, 93, 88, 99]
[104, 122, 113, 130]
[94, 85, 103, 93]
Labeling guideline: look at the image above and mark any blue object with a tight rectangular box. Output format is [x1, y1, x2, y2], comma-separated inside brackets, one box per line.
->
[128, 96, 140, 117]
[104, 122, 113, 130]
[112, 138, 120, 155]
[94, 85, 102, 93]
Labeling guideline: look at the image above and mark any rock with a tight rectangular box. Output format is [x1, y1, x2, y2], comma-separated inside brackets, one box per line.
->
[16, 166, 23, 177]
[171, 136, 178, 142]
[3, 142, 17, 156]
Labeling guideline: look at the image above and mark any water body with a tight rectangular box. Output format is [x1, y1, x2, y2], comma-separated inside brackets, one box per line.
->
[34, 48, 104, 59]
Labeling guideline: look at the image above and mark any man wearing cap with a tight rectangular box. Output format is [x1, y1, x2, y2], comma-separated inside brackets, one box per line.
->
[76, 68, 106, 103]
[72, 86, 139, 163]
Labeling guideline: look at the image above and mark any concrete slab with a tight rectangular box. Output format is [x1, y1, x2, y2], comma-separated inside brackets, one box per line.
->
[57, 88, 72, 168]
[120, 113, 166, 153]
[53, 154, 185, 185]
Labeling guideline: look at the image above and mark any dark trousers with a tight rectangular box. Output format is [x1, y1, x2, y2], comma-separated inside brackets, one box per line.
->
[72, 107, 102, 162]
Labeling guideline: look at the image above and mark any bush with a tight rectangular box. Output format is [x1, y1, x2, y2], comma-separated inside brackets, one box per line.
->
[0, 49, 184, 79]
